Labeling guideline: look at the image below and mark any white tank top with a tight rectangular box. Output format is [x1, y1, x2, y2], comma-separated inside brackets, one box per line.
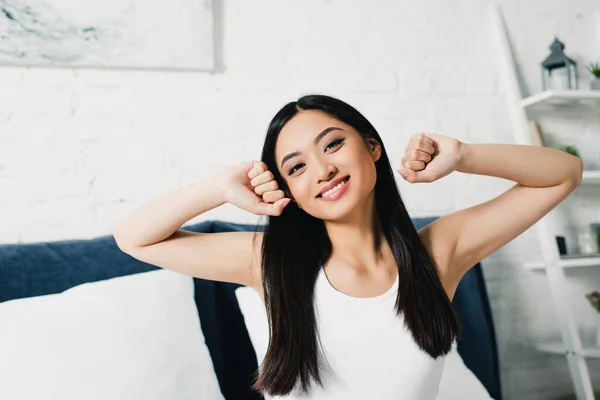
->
[268, 267, 447, 400]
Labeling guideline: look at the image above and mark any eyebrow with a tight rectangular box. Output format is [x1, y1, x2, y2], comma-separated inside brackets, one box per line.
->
[280, 127, 343, 168]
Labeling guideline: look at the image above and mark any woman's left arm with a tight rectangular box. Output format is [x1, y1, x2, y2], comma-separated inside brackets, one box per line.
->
[398, 134, 583, 285]
[457, 143, 582, 188]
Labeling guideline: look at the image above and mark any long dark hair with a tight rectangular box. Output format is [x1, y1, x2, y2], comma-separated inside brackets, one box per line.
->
[251, 94, 459, 397]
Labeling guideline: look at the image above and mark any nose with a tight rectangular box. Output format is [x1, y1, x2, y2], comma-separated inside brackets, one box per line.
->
[316, 160, 337, 183]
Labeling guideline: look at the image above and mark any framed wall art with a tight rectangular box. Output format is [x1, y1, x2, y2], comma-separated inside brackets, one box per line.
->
[0, 0, 214, 71]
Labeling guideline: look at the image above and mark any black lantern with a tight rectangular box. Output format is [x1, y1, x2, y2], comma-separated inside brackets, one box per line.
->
[541, 38, 578, 90]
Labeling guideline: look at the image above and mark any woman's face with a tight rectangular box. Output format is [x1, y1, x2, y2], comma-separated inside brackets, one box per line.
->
[274, 109, 381, 221]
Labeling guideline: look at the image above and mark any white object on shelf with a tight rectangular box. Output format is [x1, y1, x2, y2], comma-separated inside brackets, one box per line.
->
[577, 231, 600, 254]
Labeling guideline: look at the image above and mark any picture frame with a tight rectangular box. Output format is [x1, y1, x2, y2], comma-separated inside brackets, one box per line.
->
[0, 0, 215, 72]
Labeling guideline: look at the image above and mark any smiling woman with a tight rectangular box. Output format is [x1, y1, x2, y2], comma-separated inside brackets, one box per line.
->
[253, 95, 457, 399]
[114, 92, 581, 400]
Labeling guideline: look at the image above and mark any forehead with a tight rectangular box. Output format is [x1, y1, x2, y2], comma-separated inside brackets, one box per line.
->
[275, 110, 346, 159]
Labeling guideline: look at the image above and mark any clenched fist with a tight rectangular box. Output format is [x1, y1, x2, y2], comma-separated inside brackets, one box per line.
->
[220, 160, 291, 216]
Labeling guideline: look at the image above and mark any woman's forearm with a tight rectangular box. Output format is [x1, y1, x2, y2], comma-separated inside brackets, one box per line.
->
[457, 143, 583, 187]
[112, 175, 226, 250]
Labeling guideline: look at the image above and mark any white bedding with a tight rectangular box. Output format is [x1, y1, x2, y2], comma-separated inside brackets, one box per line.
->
[0, 269, 224, 400]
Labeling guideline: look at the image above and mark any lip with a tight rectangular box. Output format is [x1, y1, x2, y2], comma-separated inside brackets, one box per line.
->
[317, 176, 350, 199]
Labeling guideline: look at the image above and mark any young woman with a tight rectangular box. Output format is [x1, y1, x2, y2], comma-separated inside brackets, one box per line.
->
[113, 95, 582, 399]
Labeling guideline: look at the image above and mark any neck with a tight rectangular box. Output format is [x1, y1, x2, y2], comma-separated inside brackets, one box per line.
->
[324, 191, 392, 273]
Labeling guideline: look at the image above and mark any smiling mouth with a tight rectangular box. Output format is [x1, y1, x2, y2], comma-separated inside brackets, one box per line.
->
[317, 176, 350, 198]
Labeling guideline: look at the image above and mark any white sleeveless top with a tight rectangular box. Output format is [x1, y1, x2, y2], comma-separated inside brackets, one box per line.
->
[268, 268, 447, 400]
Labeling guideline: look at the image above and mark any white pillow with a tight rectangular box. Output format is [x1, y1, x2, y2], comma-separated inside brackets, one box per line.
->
[0, 269, 225, 400]
[234, 286, 494, 400]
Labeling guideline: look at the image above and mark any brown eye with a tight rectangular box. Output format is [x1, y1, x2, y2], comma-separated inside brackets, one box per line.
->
[288, 163, 304, 175]
[325, 139, 344, 151]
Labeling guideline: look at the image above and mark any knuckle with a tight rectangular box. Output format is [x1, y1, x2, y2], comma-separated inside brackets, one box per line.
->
[263, 191, 278, 202]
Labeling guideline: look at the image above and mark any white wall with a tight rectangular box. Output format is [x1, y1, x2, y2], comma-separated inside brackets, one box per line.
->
[2, 1, 600, 398]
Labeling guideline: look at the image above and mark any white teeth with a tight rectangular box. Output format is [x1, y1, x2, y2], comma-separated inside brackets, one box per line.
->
[321, 179, 347, 197]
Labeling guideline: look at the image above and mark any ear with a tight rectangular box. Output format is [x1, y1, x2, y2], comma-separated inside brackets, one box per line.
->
[367, 138, 382, 162]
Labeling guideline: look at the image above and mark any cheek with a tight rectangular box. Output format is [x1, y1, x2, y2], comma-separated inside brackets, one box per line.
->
[287, 178, 310, 201]
[368, 162, 379, 185]
[356, 158, 378, 191]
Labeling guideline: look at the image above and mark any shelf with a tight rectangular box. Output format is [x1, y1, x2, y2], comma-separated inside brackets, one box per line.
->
[520, 90, 600, 110]
[581, 171, 600, 185]
[536, 341, 600, 359]
[524, 256, 600, 271]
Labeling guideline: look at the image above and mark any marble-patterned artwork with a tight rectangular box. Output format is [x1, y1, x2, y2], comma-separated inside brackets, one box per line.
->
[0, 0, 214, 70]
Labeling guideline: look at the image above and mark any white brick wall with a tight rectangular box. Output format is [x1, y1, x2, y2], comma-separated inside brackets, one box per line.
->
[2, 0, 600, 398]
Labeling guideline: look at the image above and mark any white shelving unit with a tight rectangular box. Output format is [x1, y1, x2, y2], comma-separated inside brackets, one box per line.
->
[581, 170, 600, 185]
[520, 89, 600, 109]
[491, 6, 600, 400]
[535, 342, 600, 359]
[524, 256, 600, 271]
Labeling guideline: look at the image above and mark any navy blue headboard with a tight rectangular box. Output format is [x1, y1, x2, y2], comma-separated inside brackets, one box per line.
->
[0, 218, 501, 400]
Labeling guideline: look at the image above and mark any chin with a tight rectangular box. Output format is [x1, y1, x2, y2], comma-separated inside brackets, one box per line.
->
[311, 194, 364, 222]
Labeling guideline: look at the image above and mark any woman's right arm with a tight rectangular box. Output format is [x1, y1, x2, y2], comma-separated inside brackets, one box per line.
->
[112, 161, 290, 289]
